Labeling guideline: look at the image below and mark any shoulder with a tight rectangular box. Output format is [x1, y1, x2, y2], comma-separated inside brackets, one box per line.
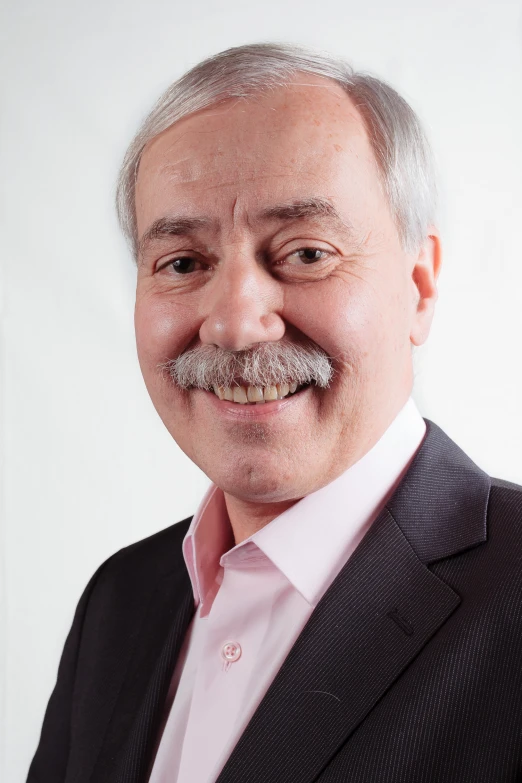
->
[490, 476, 522, 495]
[485, 477, 522, 560]
[87, 516, 193, 597]
[111, 515, 193, 569]
[68, 516, 194, 651]
[489, 477, 522, 519]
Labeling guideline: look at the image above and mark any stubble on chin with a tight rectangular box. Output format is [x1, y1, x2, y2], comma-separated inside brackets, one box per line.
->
[231, 421, 269, 445]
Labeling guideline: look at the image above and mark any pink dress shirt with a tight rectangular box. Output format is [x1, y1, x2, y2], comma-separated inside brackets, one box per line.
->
[148, 398, 426, 783]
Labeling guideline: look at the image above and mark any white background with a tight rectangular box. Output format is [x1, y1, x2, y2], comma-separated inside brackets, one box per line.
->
[1, 0, 521, 778]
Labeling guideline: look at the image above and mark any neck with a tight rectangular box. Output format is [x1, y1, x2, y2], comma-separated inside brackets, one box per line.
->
[224, 493, 301, 545]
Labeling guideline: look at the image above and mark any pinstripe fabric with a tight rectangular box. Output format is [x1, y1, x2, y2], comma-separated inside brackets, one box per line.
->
[387, 425, 489, 563]
[113, 590, 194, 783]
[314, 480, 522, 782]
[26, 420, 522, 782]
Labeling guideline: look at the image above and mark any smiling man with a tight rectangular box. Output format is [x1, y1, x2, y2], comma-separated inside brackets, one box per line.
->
[28, 44, 522, 783]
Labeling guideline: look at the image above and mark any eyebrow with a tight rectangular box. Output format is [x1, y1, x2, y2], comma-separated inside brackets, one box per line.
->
[259, 197, 352, 230]
[138, 197, 356, 260]
[138, 216, 212, 258]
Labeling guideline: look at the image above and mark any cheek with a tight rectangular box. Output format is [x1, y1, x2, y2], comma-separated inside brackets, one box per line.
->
[285, 279, 385, 365]
[134, 293, 195, 369]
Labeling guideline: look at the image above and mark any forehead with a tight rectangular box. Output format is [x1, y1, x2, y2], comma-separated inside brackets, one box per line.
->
[135, 77, 382, 235]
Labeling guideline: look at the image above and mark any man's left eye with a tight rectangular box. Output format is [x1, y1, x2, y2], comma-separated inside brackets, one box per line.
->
[290, 248, 329, 264]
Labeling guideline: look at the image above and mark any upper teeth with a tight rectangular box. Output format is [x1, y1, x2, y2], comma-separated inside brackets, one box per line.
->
[212, 382, 299, 404]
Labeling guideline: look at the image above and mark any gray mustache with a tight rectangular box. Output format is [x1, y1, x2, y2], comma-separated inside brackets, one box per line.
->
[160, 340, 334, 390]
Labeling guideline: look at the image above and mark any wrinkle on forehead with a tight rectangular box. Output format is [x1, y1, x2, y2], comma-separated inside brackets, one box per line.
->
[135, 78, 386, 240]
[145, 134, 369, 192]
[157, 168, 313, 189]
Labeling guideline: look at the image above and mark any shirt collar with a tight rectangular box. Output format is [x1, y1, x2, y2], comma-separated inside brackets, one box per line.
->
[183, 398, 426, 612]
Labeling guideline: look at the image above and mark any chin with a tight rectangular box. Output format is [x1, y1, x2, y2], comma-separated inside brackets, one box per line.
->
[209, 458, 300, 503]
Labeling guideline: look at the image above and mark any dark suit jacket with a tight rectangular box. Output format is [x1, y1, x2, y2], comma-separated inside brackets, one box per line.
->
[27, 420, 522, 782]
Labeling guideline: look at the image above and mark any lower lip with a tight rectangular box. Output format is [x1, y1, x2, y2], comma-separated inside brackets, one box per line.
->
[194, 385, 313, 419]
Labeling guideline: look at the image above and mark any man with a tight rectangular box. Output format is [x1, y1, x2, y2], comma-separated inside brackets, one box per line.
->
[28, 43, 522, 782]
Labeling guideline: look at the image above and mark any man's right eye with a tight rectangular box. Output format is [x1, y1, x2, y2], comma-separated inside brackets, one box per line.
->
[167, 257, 198, 274]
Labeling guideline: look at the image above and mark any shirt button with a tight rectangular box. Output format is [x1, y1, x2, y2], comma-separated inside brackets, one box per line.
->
[222, 641, 242, 662]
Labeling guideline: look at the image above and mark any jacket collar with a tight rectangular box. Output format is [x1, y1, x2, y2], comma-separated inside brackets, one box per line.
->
[387, 418, 490, 563]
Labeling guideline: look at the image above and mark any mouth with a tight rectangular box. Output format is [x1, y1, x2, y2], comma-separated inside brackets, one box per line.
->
[206, 381, 312, 404]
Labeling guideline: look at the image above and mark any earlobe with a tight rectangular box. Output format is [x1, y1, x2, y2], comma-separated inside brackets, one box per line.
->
[410, 230, 442, 347]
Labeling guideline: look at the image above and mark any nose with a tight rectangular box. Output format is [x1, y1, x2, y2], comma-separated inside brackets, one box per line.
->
[199, 250, 286, 351]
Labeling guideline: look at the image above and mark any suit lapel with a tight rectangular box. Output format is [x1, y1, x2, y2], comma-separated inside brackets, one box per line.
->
[110, 583, 194, 783]
[217, 420, 490, 783]
[86, 560, 195, 783]
[387, 419, 490, 564]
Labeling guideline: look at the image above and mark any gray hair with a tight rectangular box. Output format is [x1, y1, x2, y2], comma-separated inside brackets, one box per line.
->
[160, 338, 334, 391]
[116, 42, 436, 259]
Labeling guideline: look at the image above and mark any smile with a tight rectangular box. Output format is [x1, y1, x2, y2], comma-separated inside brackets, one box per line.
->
[211, 381, 309, 404]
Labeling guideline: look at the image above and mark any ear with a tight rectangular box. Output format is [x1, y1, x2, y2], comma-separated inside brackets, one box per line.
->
[409, 229, 442, 347]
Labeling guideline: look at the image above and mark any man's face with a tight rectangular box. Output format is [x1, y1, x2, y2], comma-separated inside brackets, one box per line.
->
[134, 76, 439, 504]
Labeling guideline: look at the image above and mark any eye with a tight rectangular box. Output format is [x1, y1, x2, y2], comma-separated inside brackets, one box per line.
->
[164, 256, 201, 274]
[288, 247, 331, 264]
